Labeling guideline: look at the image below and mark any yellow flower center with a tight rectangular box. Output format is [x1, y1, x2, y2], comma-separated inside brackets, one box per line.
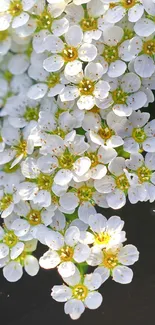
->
[77, 186, 94, 202]
[80, 17, 97, 31]
[137, 166, 151, 183]
[37, 173, 53, 191]
[3, 231, 18, 248]
[103, 252, 118, 269]
[115, 173, 130, 191]
[27, 210, 41, 226]
[46, 73, 60, 88]
[112, 88, 128, 105]
[13, 140, 27, 157]
[62, 46, 78, 62]
[9, 0, 23, 16]
[24, 107, 39, 122]
[73, 284, 88, 300]
[59, 246, 74, 262]
[0, 30, 9, 41]
[132, 128, 147, 143]
[58, 150, 74, 169]
[121, 0, 136, 9]
[0, 194, 13, 211]
[86, 152, 98, 168]
[36, 9, 53, 30]
[95, 232, 111, 245]
[50, 127, 66, 139]
[143, 40, 155, 56]
[103, 45, 119, 63]
[79, 79, 95, 96]
[98, 126, 113, 140]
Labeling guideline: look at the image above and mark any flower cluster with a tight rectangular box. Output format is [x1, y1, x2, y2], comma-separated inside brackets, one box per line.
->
[0, 0, 155, 320]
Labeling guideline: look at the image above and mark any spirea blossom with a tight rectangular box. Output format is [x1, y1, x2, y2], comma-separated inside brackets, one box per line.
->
[0, 0, 155, 320]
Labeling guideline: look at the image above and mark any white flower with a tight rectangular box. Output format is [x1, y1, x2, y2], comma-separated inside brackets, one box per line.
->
[0, 226, 25, 263]
[65, 0, 109, 43]
[0, 124, 34, 168]
[88, 214, 126, 248]
[0, 0, 154, 309]
[0, 226, 38, 279]
[3, 251, 39, 282]
[51, 268, 103, 319]
[118, 111, 155, 153]
[95, 25, 136, 78]
[60, 62, 110, 110]
[27, 54, 68, 99]
[84, 111, 124, 148]
[83, 138, 117, 179]
[33, 5, 69, 38]
[0, 0, 36, 31]
[39, 226, 90, 277]
[10, 201, 55, 240]
[101, 73, 147, 117]
[19, 157, 57, 207]
[38, 101, 79, 137]
[103, 0, 144, 24]
[94, 157, 130, 209]
[43, 26, 97, 76]
[0, 94, 40, 128]
[125, 152, 155, 203]
[0, 174, 20, 218]
[87, 244, 139, 284]
[38, 131, 91, 186]
[59, 180, 108, 218]
[129, 35, 155, 78]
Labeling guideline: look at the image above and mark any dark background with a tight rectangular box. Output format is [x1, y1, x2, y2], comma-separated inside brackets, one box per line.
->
[1, 202, 155, 325]
[1, 102, 155, 325]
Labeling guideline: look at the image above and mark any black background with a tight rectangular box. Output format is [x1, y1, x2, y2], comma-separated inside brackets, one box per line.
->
[1, 202, 155, 325]
[1, 103, 155, 325]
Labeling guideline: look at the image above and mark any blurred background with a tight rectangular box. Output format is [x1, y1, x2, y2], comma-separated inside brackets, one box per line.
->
[1, 201, 155, 325]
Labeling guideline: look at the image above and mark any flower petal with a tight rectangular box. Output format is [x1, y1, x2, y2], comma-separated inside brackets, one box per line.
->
[39, 250, 60, 269]
[51, 285, 72, 302]
[58, 261, 76, 277]
[65, 226, 80, 246]
[118, 245, 139, 266]
[64, 299, 85, 320]
[73, 243, 90, 263]
[112, 265, 133, 284]
[3, 261, 23, 282]
[24, 255, 39, 276]
[85, 291, 103, 309]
